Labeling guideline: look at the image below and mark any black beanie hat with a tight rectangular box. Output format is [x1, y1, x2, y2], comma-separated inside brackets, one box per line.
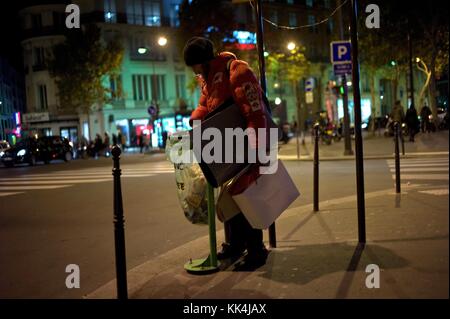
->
[183, 36, 215, 66]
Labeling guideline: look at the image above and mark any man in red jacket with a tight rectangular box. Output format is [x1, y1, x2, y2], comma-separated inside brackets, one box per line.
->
[184, 36, 269, 270]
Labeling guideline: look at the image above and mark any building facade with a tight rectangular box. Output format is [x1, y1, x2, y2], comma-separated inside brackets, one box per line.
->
[0, 57, 26, 144]
[19, 0, 428, 146]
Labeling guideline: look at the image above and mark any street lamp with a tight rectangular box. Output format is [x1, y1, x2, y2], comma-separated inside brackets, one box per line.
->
[157, 36, 168, 47]
[287, 41, 296, 51]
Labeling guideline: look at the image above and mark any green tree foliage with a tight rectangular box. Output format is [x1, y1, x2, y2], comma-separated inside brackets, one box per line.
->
[48, 24, 124, 114]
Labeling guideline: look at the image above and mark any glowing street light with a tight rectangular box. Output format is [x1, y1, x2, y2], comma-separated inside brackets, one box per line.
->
[138, 47, 147, 54]
[415, 57, 421, 63]
[274, 82, 279, 88]
[158, 36, 168, 47]
[275, 97, 282, 105]
[287, 42, 296, 51]
[263, 51, 269, 57]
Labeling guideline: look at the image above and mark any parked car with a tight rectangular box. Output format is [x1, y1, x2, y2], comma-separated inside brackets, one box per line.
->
[0, 140, 10, 158]
[0, 136, 73, 167]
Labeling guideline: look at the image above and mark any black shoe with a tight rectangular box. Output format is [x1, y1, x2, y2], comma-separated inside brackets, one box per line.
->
[217, 243, 245, 261]
[233, 248, 269, 272]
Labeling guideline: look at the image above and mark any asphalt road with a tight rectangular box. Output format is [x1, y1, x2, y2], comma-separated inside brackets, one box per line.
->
[0, 152, 447, 298]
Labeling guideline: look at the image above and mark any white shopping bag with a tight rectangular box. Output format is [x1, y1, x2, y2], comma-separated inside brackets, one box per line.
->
[232, 160, 300, 229]
[165, 132, 208, 225]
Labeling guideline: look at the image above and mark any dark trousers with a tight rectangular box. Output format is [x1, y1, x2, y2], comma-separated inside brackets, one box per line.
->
[225, 212, 264, 254]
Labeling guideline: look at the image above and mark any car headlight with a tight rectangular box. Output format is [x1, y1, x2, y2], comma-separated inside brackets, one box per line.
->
[401, 123, 406, 128]
[17, 149, 26, 156]
[429, 115, 433, 120]
[0, 151, 4, 157]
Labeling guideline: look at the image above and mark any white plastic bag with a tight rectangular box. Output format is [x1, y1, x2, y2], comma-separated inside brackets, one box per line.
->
[166, 132, 208, 225]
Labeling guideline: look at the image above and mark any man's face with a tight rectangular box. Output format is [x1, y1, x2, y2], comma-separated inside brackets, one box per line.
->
[191, 64, 203, 76]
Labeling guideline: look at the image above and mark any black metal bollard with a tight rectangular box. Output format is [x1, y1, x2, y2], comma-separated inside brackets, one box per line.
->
[400, 124, 405, 155]
[394, 123, 401, 194]
[112, 145, 128, 299]
[313, 123, 320, 212]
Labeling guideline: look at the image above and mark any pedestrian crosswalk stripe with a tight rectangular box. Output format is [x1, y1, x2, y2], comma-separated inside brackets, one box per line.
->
[0, 179, 111, 185]
[0, 185, 71, 190]
[0, 192, 24, 197]
[20, 170, 173, 177]
[389, 167, 449, 172]
[386, 159, 448, 165]
[387, 157, 448, 163]
[387, 163, 449, 168]
[0, 174, 156, 181]
[418, 189, 449, 196]
[391, 174, 449, 181]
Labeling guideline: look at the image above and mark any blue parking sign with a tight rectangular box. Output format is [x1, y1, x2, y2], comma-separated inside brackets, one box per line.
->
[330, 41, 352, 64]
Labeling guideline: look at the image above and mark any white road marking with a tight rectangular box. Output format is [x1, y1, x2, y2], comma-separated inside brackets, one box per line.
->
[418, 189, 449, 196]
[0, 192, 24, 197]
[0, 185, 72, 190]
[389, 167, 449, 172]
[393, 174, 449, 181]
[0, 179, 110, 185]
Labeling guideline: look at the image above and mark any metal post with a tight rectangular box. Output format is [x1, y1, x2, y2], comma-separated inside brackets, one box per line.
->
[342, 75, 353, 155]
[349, 0, 366, 244]
[111, 145, 128, 299]
[296, 127, 300, 160]
[400, 128, 405, 155]
[207, 183, 218, 267]
[313, 123, 319, 212]
[394, 123, 401, 193]
[337, 0, 353, 156]
[408, 31, 415, 109]
[254, 0, 276, 248]
[255, 0, 267, 93]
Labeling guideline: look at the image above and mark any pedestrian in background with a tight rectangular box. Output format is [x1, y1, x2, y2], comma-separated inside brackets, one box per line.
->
[420, 104, 432, 133]
[405, 105, 420, 142]
[390, 100, 405, 124]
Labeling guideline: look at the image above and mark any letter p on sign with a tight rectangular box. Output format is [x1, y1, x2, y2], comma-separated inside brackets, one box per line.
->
[338, 46, 348, 59]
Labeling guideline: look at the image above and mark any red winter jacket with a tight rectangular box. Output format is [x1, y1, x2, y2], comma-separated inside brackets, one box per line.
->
[190, 52, 267, 195]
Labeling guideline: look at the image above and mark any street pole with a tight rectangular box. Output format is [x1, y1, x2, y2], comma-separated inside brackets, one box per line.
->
[111, 145, 128, 299]
[254, 0, 276, 248]
[313, 123, 319, 212]
[349, 0, 366, 244]
[408, 31, 415, 109]
[394, 123, 401, 193]
[337, 0, 353, 156]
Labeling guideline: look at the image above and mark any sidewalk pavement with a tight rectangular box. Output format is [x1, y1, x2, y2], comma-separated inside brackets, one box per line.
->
[87, 181, 449, 299]
[278, 130, 449, 161]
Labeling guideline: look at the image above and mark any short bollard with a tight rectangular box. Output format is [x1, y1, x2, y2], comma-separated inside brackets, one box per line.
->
[111, 145, 128, 299]
[394, 123, 401, 194]
[400, 124, 405, 155]
[313, 123, 320, 212]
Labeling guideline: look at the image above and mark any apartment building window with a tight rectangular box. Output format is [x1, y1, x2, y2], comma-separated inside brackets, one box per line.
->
[175, 74, 186, 99]
[308, 15, 317, 33]
[169, 3, 180, 27]
[126, 0, 161, 26]
[110, 75, 122, 100]
[306, 0, 313, 7]
[152, 74, 166, 101]
[327, 18, 334, 34]
[37, 84, 48, 110]
[32, 14, 42, 29]
[270, 10, 278, 24]
[33, 47, 45, 66]
[132, 74, 165, 101]
[289, 12, 297, 27]
[104, 0, 117, 23]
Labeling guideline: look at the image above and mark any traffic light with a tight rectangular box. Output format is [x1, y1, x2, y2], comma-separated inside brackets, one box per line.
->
[339, 86, 345, 95]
